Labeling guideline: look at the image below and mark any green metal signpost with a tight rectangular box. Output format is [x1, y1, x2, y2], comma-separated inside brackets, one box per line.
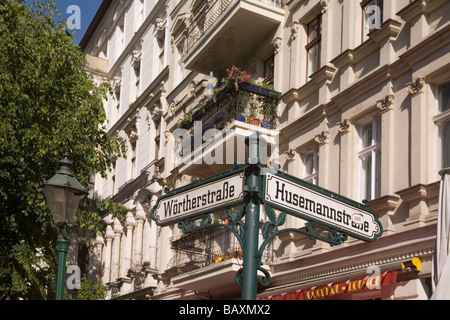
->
[151, 133, 383, 300]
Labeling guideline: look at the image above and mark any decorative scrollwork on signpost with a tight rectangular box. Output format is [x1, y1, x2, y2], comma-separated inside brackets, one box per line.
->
[153, 132, 382, 300]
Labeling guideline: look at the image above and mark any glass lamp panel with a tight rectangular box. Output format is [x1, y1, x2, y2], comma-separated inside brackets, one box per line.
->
[43, 186, 67, 225]
[66, 191, 83, 224]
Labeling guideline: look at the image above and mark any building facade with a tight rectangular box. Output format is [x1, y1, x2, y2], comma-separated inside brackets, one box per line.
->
[80, 0, 450, 300]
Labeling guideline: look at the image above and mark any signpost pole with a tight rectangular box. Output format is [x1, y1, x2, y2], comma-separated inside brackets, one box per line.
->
[241, 133, 262, 300]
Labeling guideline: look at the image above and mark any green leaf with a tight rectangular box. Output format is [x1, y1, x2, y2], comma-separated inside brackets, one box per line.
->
[264, 204, 276, 222]
[0, 0, 125, 299]
[276, 211, 286, 227]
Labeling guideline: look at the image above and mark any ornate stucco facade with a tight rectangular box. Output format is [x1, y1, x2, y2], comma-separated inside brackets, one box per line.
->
[80, 0, 449, 300]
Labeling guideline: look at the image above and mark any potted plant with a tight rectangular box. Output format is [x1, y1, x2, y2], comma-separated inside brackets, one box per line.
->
[257, 83, 278, 129]
[222, 66, 251, 119]
[247, 96, 261, 126]
[142, 261, 150, 270]
[234, 115, 246, 122]
[207, 66, 280, 128]
[247, 114, 260, 126]
[223, 65, 252, 91]
[178, 112, 193, 129]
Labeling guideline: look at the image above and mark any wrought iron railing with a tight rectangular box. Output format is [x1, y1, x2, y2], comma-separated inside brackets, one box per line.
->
[175, 82, 280, 164]
[184, 0, 285, 54]
[179, 81, 281, 132]
[167, 225, 274, 274]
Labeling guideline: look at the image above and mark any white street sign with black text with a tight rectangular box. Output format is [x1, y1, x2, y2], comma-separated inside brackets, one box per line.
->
[264, 173, 382, 241]
[153, 173, 244, 226]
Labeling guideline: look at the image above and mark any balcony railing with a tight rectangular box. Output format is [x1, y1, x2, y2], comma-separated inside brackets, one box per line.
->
[184, 0, 285, 55]
[167, 224, 274, 275]
[178, 81, 281, 133]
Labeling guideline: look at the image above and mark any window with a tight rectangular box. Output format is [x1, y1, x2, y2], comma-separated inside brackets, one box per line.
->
[158, 34, 165, 73]
[264, 55, 274, 84]
[437, 83, 450, 169]
[136, 0, 144, 31]
[306, 15, 322, 78]
[362, 0, 383, 42]
[154, 120, 160, 161]
[117, 20, 124, 54]
[303, 149, 319, 185]
[114, 82, 121, 123]
[110, 159, 116, 196]
[130, 140, 137, 179]
[177, 44, 185, 84]
[443, 120, 450, 168]
[134, 63, 141, 96]
[77, 243, 89, 276]
[127, 125, 138, 181]
[358, 117, 381, 201]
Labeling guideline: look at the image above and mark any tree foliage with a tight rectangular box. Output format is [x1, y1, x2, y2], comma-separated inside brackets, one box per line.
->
[77, 275, 108, 300]
[0, 0, 126, 299]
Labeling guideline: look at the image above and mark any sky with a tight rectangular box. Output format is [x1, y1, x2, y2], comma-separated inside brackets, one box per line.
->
[29, 0, 104, 45]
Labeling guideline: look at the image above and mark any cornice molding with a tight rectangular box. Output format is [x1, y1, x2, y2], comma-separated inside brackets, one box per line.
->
[399, 24, 450, 67]
[396, 182, 440, 204]
[397, 0, 448, 22]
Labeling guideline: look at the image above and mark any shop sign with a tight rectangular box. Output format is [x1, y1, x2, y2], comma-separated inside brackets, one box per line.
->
[263, 271, 398, 300]
[263, 172, 383, 242]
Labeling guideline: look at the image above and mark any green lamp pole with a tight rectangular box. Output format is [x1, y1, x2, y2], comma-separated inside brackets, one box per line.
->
[43, 155, 86, 300]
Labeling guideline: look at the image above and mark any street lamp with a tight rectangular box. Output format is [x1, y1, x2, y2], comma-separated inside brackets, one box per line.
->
[43, 155, 87, 300]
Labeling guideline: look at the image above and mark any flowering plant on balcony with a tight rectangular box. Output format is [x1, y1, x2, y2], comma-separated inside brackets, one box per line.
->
[224, 65, 252, 91]
[127, 261, 151, 277]
[178, 66, 280, 131]
[178, 111, 193, 129]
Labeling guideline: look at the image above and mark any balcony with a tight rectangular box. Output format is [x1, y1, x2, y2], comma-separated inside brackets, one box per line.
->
[182, 0, 285, 74]
[166, 223, 274, 297]
[174, 81, 281, 178]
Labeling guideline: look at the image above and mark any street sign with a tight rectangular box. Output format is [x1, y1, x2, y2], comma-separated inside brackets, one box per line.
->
[263, 171, 382, 242]
[152, 168, 245, 226]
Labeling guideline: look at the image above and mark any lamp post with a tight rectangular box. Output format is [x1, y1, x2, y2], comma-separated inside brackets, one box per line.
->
[43, 155, 86, 300]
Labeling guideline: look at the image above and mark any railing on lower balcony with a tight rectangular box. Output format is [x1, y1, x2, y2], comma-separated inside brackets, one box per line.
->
[185, 0, 286, 55]
[167, 224, 275, 276]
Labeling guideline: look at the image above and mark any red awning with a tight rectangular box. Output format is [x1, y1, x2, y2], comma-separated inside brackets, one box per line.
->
[259, 270, 398, 300]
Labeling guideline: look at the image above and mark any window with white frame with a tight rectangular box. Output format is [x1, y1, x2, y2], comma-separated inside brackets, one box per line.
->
[117, 19, 125, 54]
[436, 82, 450, 169]
[136, 0, 144, 31]
[109, 158, 116, 196]
[157, 33, 165, 73]
[177, 43, 185, 84]
[358, 117, 381, 202]
[361, 0, 383, 42]
[130, 140, 137, 180]
[264, 55, 274, 84]
[306, 14, 322, 79]
[302, 149, 319, 185]
[127, 124, 138, 181]
[134, 62, 141, 97]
